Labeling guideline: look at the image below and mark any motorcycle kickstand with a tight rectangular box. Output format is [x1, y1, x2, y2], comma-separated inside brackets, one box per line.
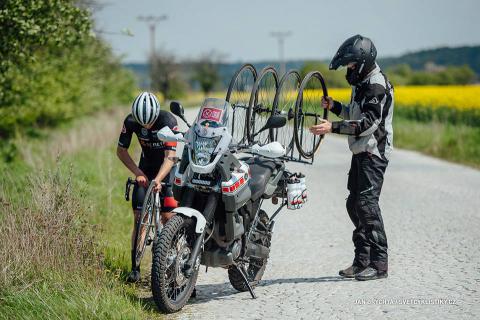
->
[234, 264, 257, 299]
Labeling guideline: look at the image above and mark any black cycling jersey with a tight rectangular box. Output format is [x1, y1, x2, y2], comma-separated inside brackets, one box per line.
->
[118, 110, 178, 171]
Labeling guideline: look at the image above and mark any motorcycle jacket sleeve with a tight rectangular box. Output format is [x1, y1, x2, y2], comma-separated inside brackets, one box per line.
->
[330, 100, 351, 120]
[332, 84, 385, 136]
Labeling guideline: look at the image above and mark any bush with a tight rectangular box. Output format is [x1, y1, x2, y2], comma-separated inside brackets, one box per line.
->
[0, 1, 135, 161]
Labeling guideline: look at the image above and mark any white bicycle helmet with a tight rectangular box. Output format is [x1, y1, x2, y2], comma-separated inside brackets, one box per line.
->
[131, 92, 161, 126]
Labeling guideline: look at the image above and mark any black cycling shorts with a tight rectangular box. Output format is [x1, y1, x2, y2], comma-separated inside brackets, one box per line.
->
[131, 168, 177, 212]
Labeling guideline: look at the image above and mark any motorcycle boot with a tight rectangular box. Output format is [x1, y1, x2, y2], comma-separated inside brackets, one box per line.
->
[339, 264, 366, 278]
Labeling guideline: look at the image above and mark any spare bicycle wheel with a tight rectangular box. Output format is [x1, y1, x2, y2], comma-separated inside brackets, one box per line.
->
[226, 64, 257, 144]
[247, 66, 279, 144]
[294, 71, 329, 159]
[272, 70, 301, 156]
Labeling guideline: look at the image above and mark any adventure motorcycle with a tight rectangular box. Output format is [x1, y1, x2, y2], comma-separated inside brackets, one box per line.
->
[152, 98, 307, 313]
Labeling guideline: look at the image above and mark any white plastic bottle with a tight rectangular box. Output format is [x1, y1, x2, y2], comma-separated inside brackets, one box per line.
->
[297, 173, 307, 202]
[287, 177, 302, 210]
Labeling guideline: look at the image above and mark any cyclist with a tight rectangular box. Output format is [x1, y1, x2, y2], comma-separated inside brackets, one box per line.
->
[310, 35, 394, 281]
[117, 91, 178, 283]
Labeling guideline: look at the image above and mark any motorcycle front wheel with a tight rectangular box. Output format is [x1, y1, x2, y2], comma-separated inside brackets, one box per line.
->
[151, 215, 198, 313]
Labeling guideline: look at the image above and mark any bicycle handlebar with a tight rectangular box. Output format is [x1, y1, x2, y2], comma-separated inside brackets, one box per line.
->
[125, 178, 171, 201]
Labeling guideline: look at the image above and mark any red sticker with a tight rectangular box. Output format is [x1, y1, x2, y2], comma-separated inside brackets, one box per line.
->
[200, 107, 223, 122]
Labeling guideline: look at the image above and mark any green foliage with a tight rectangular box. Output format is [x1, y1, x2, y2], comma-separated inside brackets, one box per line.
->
[384, 64, 413, 86]
[406, 65, 476, 85]
[300, 61, 349, 88]
[150, 51, 187, 100]
[298, 61, 476, 89]
[192, 54, 221, 95]
[379, 46, 480, 75]
[0, 0, 136, 161]
[0, 0, 91, 64]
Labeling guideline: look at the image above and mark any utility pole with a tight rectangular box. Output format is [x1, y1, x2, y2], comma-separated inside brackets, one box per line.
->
[270, 31, 292, 76]
[138, 15, 168, 89]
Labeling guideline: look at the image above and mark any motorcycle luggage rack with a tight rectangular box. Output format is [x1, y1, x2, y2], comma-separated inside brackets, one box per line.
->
[278, 151, 315, 165]
[226, 64, 329, 167]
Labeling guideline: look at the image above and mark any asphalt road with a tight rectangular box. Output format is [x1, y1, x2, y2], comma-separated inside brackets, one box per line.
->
[156, 109, 480, 320]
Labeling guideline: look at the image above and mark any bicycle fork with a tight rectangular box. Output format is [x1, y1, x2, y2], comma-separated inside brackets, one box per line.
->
[154, 192, 162, 237]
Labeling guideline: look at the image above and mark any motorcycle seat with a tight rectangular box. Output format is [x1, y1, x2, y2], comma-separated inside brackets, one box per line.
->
[245, 157, 280, 200]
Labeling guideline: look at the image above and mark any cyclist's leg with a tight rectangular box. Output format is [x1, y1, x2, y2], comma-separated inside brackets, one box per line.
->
[127, 183, 146, 282]
[160, 179, 178, 225]
[131, 184, 146, 248]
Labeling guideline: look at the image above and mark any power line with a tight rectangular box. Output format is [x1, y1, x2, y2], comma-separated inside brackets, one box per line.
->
[137, 15, 168, 89]
[270, 31, 292, 76]
[137, 15, 168, 58]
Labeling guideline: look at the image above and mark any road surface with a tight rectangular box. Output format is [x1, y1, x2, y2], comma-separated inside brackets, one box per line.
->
[153, 109, 480, 319]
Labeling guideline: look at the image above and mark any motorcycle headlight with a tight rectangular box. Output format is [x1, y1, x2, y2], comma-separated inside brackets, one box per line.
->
[192, 135, 220, 166]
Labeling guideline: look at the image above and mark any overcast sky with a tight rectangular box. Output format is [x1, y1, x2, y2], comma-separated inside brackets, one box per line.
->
[93, 0, 480, 63]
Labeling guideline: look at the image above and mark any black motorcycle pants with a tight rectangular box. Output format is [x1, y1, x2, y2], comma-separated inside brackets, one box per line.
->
[346, 152, 388, 272]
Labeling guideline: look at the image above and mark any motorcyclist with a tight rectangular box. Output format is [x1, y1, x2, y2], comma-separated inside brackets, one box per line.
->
[310, 35, 394, 281]
[117, 92, 178, 283]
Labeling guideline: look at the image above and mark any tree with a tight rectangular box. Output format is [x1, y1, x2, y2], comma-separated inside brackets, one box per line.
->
[192, 52, 222, 95]
[150, 51, 186, 100]
[0, 1, 135, 160]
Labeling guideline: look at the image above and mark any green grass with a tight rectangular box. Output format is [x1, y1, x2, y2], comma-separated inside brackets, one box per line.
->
[0, 277, 143, 320]
[0, 108, 162, 319]
[393, 115, 480, 168]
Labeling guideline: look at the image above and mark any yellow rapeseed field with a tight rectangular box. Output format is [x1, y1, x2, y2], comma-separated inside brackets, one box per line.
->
[329, 85, 480, 110]
[180, 85, 480, 125]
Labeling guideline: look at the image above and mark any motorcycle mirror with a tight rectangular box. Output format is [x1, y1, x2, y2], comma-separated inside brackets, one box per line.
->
[170, 101, 185, 118]
[265, 115, 287, 129]
[170, 101, 191, 128]
[252, 115, 286, 139]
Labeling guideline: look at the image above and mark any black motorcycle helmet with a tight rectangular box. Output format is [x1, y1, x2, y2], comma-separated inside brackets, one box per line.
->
[329, 34, 377, 85]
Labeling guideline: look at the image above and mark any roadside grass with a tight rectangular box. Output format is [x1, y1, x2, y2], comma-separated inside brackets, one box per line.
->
[393, 115, 480, 168]
[0, 276, 143, 320]
[0, 107, 162, 319]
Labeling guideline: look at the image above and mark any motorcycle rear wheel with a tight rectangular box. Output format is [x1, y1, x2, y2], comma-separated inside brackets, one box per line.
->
[151, 215, 198, 313]
[228, 210, 272, 292]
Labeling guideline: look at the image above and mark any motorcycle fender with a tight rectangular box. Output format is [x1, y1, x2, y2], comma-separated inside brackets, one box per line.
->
[172, 207, 206, 234]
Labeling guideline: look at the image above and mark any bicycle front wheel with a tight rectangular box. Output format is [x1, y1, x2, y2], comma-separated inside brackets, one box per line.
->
[133, 182, 156, 268]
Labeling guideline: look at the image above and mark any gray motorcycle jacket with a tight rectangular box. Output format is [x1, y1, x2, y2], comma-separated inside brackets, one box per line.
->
[330, 64, 394, 160]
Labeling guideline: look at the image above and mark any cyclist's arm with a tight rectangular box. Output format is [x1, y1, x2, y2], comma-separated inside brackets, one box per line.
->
[117, 146, 145, 177]
[154, 149, 175, 184]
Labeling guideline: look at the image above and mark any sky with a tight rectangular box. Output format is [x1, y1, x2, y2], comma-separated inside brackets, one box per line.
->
[93, 0, 480, 63]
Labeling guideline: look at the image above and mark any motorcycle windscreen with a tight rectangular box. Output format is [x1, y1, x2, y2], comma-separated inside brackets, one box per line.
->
[195, 98, 230, 131]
